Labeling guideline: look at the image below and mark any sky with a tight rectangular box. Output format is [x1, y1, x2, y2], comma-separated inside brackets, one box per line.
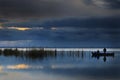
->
[0, 0, 120, 48]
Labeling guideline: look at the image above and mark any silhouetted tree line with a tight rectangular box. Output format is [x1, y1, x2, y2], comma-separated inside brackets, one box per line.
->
[0, 48, 85, 60]
[0, 48, 57, 60]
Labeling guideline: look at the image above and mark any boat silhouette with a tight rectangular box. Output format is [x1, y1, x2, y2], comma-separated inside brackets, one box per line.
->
[92, 52, 114, 57]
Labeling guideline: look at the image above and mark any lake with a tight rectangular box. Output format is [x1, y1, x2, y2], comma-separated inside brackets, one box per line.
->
[0, 48, 120, 80]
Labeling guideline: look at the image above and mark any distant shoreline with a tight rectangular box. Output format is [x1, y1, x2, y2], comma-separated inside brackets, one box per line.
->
[0, 47, 120, 51]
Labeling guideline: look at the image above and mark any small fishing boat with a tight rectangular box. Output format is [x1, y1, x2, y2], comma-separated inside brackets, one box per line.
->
[92, 52, 114, 57]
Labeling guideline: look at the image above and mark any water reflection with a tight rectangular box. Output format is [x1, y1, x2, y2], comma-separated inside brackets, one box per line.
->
[92, 53, 115, 62]
[0, 48, 120, 80]
[7, 64, 29, 69]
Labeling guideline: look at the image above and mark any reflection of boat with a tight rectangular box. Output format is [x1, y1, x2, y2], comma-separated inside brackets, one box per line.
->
[92, 52, 114, 57]
[92, 48, 115, 62]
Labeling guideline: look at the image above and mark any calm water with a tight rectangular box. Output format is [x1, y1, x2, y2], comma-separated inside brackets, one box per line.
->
[0, 48, 120, 80]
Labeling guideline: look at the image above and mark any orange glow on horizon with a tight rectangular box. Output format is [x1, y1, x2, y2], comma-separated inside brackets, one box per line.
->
[9, 27, 31, 31]
[16, 27, 31, 31]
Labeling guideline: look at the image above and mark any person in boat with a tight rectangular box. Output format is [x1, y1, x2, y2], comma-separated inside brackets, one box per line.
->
[97, 50, 100, 53]
[103, 48, 106, 53]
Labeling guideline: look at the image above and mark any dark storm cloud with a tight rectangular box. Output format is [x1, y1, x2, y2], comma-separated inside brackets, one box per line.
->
[0, 0, 119, 19]
[0, 0, 63, 18]
[4, 16, 120, 28]
[84, 0, 120, 9]
[0, 18, 9, 23]
[107, 0, 120, 9]
[3, 17, 120, 37]
[0, 0, 119, 47]
[41, 17, 120, 29]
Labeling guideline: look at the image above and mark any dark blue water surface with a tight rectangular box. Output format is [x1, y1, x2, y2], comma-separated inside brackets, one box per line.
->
[0, 49, 120, 80]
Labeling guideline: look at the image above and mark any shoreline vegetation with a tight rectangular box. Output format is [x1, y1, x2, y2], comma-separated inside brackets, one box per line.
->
[0, 48, 57, 60]
[0, 48, 83, 60]
[0, 48, 115, 62]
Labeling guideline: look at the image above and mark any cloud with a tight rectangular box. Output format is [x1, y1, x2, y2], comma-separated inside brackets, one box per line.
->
[0, 0, 119, 19]
[0, 0, 64, 18]
[0, 17, 120, 47]
[0, 40, 32, 47]
[0, 0, 119, 47]
[84, 0, 120, 9]
[0, 18, 9, 23]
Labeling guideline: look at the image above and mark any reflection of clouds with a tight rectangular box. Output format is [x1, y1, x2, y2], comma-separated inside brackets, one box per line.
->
[0, 64, 44, 70]
[7, 64, 29, 69]
[51, 64, 86, 69]
[0, 64, 30, 70]
[0, 64, 109, 70]
[51, 64, 110, 69]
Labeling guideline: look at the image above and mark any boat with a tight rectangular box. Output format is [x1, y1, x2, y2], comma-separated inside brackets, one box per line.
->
[92, 52, 114, 57]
